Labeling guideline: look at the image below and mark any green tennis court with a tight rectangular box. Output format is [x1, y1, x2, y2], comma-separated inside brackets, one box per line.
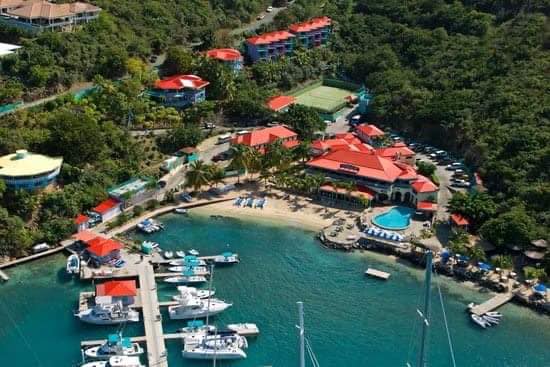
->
[293, 85, 352, 113]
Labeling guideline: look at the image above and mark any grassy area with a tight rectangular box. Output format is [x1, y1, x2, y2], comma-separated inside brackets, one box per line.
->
[293, 85, 352, 113]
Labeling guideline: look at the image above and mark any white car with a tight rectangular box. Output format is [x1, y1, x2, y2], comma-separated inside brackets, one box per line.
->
[267, 6, 273, 12]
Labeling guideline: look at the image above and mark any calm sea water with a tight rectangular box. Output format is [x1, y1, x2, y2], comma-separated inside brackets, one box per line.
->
[1, 212, 549, 367]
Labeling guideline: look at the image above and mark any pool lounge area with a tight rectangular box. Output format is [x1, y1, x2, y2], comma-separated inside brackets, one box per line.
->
[372, 206, 415, 231]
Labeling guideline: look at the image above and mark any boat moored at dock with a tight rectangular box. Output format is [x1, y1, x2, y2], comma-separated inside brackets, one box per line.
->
[81, 355, 144, 367]
[168, 290, 231, 320]
[167, 265, 210, 276]
[213, 251, 239, 265]
[75, 302, 139, 325]
[164, 275, 207, 285]
[226, 323, 260, 337]
[172, 286, 215, 301]
[66, 254, 80, 275]
[83, 334, 144, 360]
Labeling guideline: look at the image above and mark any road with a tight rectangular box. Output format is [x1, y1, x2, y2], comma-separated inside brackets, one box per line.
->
[229, 2, 293, 37]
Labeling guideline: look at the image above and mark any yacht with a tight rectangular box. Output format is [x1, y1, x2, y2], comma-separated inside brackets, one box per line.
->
[174, 208, 188, 214]
[163, 251, 174, 259]
[167, 265, 210, 275]
[83, 334, 143, 360]
[188, 249, 200, 256]
[172, 286, 215, 300]
[164, 275, 207, 285]
[168, 292, 231, 320]
[169, 257, 206, 267]
[182, 335, 247, 360]
[81, 356, 144, 367]
[471, 314, 490, 328]
[213, 252, 239, 265]
[227, 323, 260, 337]
[66, 254, 80, 275]
[175, 251, 186, 258]
[75, 302, 139, 325]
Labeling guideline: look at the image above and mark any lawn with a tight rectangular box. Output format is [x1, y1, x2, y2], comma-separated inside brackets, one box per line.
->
[293, 85, 352, 113]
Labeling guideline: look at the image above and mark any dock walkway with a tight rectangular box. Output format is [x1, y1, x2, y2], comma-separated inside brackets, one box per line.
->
[81, 333, 187, 347]
[0, 239, 75, 270]
[365, 268, 391, 280]
[471, 292, 514, 316]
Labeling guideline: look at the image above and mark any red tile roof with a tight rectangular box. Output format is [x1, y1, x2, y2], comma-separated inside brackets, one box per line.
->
[376, 144, 415, 160]
[311, 137, 372, 154]
[74, 214, 89, 225]
[307, 150, 404, 183]
[154, 74, 209, 90]
[319, 183, 374, 200]
[289, 16, 332, 33]
[266, 95, 296, 112]
[86, 237, 123, 257]
[93, 198, 120, 215]
[411, 175, 439, 193]
[356, 124, 384, 137]
[282, 139, 300, 149]
[96, 280, 136, 297]
[396, 163, 418, 180]
[232, 126, 298, 147]
[450, 213, 470, 226]
[417, 201, 437, 212]
[247, 30, 295, 45]
[334, 133, 362, 144]
[205, 48, 242, 62]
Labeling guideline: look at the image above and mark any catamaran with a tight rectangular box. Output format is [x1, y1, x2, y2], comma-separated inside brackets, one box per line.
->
[75, 302, 139, 325]
[80, 355, 144, 367]
[213, 251, 239, 265]
[83, 334, 144, 360]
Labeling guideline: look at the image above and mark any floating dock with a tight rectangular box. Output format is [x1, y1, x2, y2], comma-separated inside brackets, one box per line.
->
[470, 293, 514, 316]
[365, 268, 391, 280]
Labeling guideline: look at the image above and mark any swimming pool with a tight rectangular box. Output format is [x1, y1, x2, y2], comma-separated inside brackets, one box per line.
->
[372, 206, 415, 230]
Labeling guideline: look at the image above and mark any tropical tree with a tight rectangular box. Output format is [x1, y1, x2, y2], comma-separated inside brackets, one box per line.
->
[448, 192, 496, 231]
[208, 164, 225, 188]
[185, 160, 211, 193]
[293, 141, 311, 164]
[229, 144, 253, 183]
[280, 105, 326, 140]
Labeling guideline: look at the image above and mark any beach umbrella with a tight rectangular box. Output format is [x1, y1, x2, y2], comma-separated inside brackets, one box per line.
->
[477, 262, 492, 272]
[534, 284, 547, 295]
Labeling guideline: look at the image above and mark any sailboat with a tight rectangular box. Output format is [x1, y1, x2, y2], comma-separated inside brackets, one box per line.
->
[296, 302, 320, 367]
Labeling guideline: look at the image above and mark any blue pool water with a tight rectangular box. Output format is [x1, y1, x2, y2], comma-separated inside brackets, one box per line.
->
[372, 206, 415, 230]
[1, 212, 550, 366]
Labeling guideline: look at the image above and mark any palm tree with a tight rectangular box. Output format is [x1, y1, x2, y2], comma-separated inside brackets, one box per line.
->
[208, 164, 225, 188]
[293, 141, 311, 164]
[468, 245, 487, 262]
[229, 144, 252, 183]
[185, 160, 211, 193]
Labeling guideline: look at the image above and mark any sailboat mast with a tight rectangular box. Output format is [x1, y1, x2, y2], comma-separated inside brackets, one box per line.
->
[206, 263, 214, 326]
[297, 301, 305, 367]
[417, 250, 433, 367]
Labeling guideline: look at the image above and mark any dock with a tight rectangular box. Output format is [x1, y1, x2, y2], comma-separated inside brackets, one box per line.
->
[152, 254, 238, 265]
[81, 333, 188, 348]
[78, 291, 177, 311]
[470, 292, 514, 316]
[0, 269, 9, 281]
[365, 268, 391, 280]
[0, 239, 75, 270]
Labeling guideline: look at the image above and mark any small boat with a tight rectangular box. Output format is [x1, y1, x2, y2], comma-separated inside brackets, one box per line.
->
[163, 251, 174, 259]
[176, 251, 186, 258]
[168, 293, 232, 320]
[169, 258, 207, 267]
[75, 302, 140, 325]
[83, 333, 144, 360]
[182, 335, 247, 360]
[482, 315, 500, 325]
[485, 311, 502, 318]
[173, 286, 215, 301]
[226, 323, 260, 337]
[168, 266, 210, 276]
[164, 275, 207, 285]
[174, 208, 188, 215]
[81, 355, 144, 367]
[188, 249, 200, 256]
[470, 314, 490, 329]
[213, 252, 239, 265]
[66, 254, 80, 275]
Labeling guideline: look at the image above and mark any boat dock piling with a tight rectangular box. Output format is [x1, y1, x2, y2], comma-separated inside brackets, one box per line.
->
[470, 292, 514, 316]
[365, 268, 391, 280]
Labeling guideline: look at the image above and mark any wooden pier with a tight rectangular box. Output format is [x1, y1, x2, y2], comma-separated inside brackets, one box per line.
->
[0, 239, 75, 270]
[152, 254, 238, 265]
[470, 292, 514, 316]
[365, 268, 391, 280]
[81, 333, 187, 348]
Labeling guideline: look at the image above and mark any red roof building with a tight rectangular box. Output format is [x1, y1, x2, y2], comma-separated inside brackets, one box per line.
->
[205, 48, 242, 62]
[93, 198, 120, 215]
[154, 75, 209, 90]
[96, 280, 137, 297]
[355, 124, 385, 143]
[417, 201, 438, 212]
[266, 95, 296, 112]
[232, 126, 299, 153]
[450, 213, 470, 227]
[289, 16, 332, 33]
[246, 30, 295, 45]
[72, 229, 97, 243]
[74, 214, 89, 225]
[375, 142, 416, 165]
[411, 175, 439, 193]
[86, 237, 123, 258]
[311, 136, 373, 156]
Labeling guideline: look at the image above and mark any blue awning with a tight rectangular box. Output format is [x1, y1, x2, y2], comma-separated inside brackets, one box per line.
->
[477, 262, 492, 271]
[534, 284, 547, 293]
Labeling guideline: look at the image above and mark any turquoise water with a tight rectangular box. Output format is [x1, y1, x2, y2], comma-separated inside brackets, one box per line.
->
[373, 206, 415, 230]
[1, 212, 550, 366]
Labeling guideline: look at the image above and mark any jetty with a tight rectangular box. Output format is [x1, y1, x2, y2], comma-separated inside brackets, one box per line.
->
[470, 292, 514, 316]
[152, 254, 238, 265]
[365, 268, 391, 280]
[0, 239, 76, 270]
[81, 333, 187, 347]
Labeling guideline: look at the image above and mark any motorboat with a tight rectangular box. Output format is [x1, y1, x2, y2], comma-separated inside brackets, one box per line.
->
[169, 257, 206, 267]
[213, 251, 239, 265]
[182, 335, 247, 360]
[167, 266, 210, 276]
[485, 311, 502, 318]
[83, 334, 144, 360]
[470, 314, 490, 329]
[81, 355, 144, 367]
[176, 251, 186, 258]
[75, 302, 139, 325]
[168, 291, 231, 320]
[226, 323, 260, 337]
[172, 286, 215, 300]
[482, 315, 500, 325]
[163, 251, 174, 259]
[174, 208, 188, 214]
[66, 254, 80, 275]
[164, 275, 207, 285]
[188, 249, 200, 256]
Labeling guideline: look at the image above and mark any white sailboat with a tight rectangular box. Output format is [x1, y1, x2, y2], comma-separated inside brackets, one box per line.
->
[80, 355, 144, 367]
[172, 286, 215, 301]
[168, 291, 231, 320]
[164, 274, 207, 285]
[83, 333, 144, 360]
[75, 302, 139, 325]
[167, 265, 210, 276]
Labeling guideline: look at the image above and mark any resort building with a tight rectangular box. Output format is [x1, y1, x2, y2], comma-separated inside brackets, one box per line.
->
[107, 177, 154, 208]
[74, 214, 90, 232]
[311, 133, 372, 156]
[288, 16, 332, 48]
[266, 95, 296, 112]
[149, 74, 209, 109]
[92, 198, 122, 222]
[231, 126, 300, 153]
[450, 213, 470, 232]
[245, 17, 332, 63]
[84, 236, 123, 265]
[0, 0, 101, 33]
[306, 149, 438, 205]
[95, 280, 136, 306]
[0, 149, 62, 190]
[355, 124, 385, 145]
[375, 143, 416, 165]
[205, 48, 243, 73]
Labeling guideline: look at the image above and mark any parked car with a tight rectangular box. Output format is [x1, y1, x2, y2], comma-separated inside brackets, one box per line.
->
[212, 151, 231, 162]
[453, 169, 465, 177]
[179, 193, 193, 202]
[453, 180, 471, 188]
[257, 13, 265, 20]
[32, 243, 50, 254]
[149, 55, 158, 63]
[350, 115, 361, 125]
[446, 162, 464, 171]
[266, 6, 273, 12]
[204, 122, 215, 129]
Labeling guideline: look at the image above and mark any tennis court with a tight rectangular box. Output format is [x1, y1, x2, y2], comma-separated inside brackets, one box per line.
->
[293, 85, 352, 113]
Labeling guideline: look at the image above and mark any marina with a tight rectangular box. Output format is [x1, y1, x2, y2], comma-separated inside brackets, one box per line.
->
[470, 293, 515, 316]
